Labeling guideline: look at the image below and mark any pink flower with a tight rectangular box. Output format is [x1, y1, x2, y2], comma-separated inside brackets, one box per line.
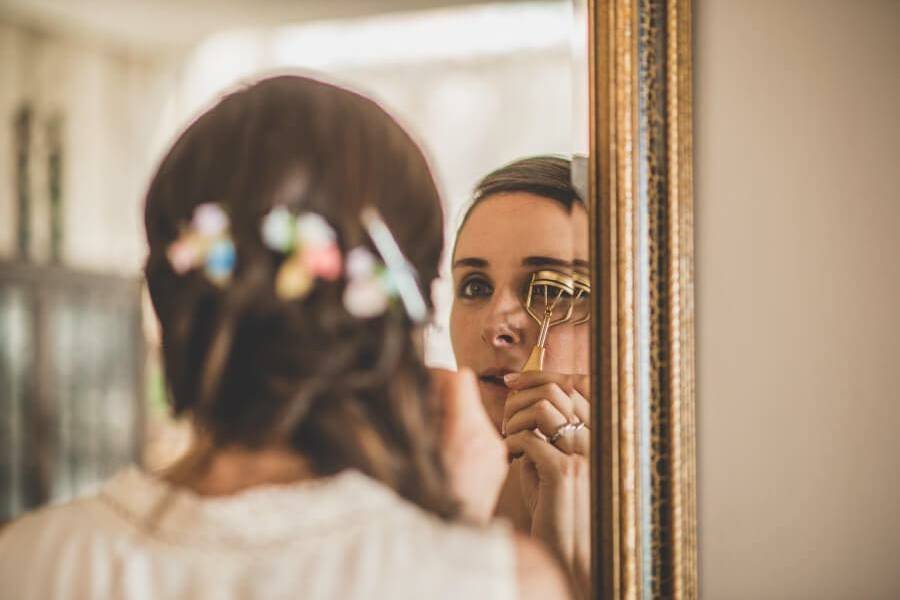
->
[303, 243, 342, 281]
[167, 237, 199, 274]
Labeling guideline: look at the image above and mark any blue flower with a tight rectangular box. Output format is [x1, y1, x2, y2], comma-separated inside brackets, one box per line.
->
[205, 238, 236, 285]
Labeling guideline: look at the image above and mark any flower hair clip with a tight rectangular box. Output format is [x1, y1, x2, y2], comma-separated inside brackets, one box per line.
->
[261, 205, 427, 323]
[167, 201, 427, 323]
[339, 207, 429, 322]
[358, 207, 427, 323]
[342, 246, 395, 318]
[166, 203, 236, 286]
[261, 207, 343, 300]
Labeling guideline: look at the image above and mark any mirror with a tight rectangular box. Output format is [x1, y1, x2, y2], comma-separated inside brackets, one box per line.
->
[587, 0, 697, 598]
[0, 1, 601, 598]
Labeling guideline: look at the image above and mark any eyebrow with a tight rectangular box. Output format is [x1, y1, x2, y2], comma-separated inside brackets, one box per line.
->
[452, 255, 591, 271]
[522, 256, 572, 269]
[452, 257, 488, 269]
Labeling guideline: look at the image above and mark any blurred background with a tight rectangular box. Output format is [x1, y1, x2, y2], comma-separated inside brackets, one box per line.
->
[0, 0, 585, 521]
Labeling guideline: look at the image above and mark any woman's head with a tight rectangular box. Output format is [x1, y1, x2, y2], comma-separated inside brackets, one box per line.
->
[144, 75, 452, 514]
[449, 156, 589, 430]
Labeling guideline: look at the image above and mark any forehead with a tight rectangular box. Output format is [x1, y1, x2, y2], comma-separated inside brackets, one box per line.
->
[454, 193, 586, 264]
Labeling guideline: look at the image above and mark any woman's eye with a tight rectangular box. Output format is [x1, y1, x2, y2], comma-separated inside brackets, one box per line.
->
[458, 277, 493, 299]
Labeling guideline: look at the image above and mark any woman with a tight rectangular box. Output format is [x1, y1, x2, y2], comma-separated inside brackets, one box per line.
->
[0, 77, 568, 599]
[450, 156, 591, 597]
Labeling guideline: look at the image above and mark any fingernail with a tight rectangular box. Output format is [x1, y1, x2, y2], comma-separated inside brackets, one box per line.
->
[503, 373, 519, 385]
[501, 420, 507, 436]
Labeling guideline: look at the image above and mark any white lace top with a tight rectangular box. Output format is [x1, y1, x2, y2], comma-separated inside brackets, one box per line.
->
[0, 467, 516, 600]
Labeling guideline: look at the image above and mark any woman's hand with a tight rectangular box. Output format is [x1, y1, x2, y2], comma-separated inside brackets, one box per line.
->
[432, 368, 508, 525]
[502, 371, 591, 599]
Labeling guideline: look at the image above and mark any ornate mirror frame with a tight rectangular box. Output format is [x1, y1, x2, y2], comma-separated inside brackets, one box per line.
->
[587, 0, 697, 598]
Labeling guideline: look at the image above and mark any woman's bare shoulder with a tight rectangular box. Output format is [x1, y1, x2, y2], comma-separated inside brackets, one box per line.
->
[512, 532, 571, 600]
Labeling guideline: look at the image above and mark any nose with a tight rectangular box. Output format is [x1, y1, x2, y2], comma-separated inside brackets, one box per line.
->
[480, 288, 527, 349]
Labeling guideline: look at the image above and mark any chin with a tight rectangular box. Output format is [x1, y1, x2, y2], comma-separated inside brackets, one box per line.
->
[476, 381, 507, 432]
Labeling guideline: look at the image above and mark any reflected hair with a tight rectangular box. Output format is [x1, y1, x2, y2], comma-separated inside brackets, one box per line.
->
[143, 75, 456, 518]
[454, 155, 583, 255]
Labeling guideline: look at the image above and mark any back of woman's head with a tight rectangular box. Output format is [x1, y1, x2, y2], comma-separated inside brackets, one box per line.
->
[144, 75, 453, 515]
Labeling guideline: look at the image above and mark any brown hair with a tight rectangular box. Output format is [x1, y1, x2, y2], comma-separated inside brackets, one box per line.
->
[144, 75, 456, 517]
[453, 155, 583, 258]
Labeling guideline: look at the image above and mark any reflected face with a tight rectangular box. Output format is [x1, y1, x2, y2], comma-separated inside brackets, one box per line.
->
[449, 193, 589, 431]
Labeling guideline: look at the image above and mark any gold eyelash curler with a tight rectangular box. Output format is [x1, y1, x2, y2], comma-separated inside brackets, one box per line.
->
[521, 269, 576, 372]
[571, 271, 592, 326]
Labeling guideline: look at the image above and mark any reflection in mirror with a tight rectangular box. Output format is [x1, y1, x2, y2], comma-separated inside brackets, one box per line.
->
[0, 0, 592, 598]
[449, 155, 592, 597]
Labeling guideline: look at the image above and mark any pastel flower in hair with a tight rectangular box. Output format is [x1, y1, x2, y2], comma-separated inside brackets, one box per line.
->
[296, 213, 336, 248]
[304, 244, 343, 281]
[343, 247, 392, 319]
[205, 238, 237, 285]
[275, 255, 314, 300]
[167, 232, 202, 275]
[193, 203, 229, 236]
[166, 203, 235, 286]
[261, 206, 296, 253]
[261, 206, 343, 300]
[346, 245, 377, 278]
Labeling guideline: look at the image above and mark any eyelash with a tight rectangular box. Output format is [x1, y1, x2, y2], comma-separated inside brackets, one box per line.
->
[456, 274, 536, 302]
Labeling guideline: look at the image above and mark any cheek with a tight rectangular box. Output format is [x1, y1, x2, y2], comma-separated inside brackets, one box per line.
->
[573, 324, 591, 374]
[543, 325, 590, 373]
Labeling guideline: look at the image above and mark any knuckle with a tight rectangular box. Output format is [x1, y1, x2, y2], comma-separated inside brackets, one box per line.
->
[536, 399, 556, 418]
[548, 384, 572, 405]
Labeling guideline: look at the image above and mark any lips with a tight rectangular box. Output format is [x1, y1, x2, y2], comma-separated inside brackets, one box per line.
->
[478, 368, 515, 388]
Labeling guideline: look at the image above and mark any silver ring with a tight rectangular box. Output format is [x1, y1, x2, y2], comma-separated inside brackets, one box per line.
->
[548, 421, 585, 445]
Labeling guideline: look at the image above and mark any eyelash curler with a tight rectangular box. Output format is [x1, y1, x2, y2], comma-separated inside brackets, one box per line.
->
[521, 269, 576, 372]
[520, 269, 592, 372]
[571, 271, 592, 326]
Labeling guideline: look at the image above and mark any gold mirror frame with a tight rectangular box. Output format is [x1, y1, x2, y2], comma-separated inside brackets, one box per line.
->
[588, 0, 697, 598]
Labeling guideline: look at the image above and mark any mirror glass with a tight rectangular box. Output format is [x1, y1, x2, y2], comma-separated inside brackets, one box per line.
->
[0, 0, 591, 593]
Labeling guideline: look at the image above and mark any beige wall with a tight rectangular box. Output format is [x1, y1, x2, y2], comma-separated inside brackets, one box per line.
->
[0, 20, 176, 272]
[695, 1, 900, 598]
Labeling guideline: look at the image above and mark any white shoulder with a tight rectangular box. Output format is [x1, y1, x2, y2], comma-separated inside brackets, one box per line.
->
[0, 498, 116, 598]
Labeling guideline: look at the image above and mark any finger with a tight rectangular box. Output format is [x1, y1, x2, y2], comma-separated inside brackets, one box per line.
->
[571, 374, 590, 400]
[551, 422, 590, 456]
[503, 383, 576, 427]
[505, 371, 592, 406]
[570, 387, 591, 428]
[504, 401, 570, 439]
[573, 424, 590, 455]
[503, 371, 573, 393]
[505, 430, 566, 476]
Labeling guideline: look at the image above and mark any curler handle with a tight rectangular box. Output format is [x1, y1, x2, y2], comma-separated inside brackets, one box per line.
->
[522, 345, 545, 372]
